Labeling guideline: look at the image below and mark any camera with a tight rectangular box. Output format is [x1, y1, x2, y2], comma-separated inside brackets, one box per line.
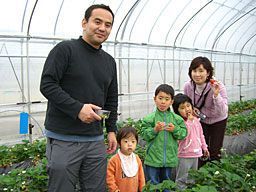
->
[195, 110, 206, 120]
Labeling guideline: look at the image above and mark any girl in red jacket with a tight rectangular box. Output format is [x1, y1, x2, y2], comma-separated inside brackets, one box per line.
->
[106, 126, 145, 192]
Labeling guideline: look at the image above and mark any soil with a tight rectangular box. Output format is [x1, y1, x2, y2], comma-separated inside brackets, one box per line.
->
[223, 129, 256, 155]
[0, 159, 33, 174]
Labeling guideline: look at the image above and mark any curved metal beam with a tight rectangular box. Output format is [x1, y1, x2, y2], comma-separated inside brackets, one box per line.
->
[128, 0, 148, 41]
[211, 5, 256, 52]
[148, 0, 173, 42]
[240, 33, 256, 54]
[179, 1, 215, 47]
[233, 18, 256, 52]
[204, 0, 243, 48]
[53, 0, 65, 36]
[238, 33, 256, 100]
[19, 0, 29, 103]
[115, 0, 141, 42]
[21, 0, 29, 32]
[26, 0, 39, 36]
[192, 0, 228, 47]
[114, 0, 141, 95]
[25, 0, 39, 142]
[114, 0, 125, 18]
[248, 38, 256, 55]
[164, 0, 191, 44]
[173, 0, 213, 47]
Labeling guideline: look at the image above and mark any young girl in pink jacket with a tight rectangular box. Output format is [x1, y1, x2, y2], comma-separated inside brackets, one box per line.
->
[173, 93, 209, 190]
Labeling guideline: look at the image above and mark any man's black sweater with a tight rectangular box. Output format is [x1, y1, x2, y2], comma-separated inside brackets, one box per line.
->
[40, 36, 118, 136]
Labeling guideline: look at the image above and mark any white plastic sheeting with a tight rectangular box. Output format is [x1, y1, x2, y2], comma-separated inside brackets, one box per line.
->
[0, 0, 255, 143]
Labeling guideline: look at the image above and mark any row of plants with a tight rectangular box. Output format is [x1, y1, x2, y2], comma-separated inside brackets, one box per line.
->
[0, 140, 255, 191]
[143, 149, 256, 191]
[2, 99, 254, 168]
[226, 109, 256, 135]
[0, 99, 255, 191]
[0, 158, 47, 192]
[226, 99, 256, 135]
[0, 140, 45, 168]
[228, 99, 256, 115]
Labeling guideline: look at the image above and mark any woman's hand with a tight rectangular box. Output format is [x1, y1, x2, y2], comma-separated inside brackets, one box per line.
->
[210, 79, 220, 98]
[193, 107, 200, 117]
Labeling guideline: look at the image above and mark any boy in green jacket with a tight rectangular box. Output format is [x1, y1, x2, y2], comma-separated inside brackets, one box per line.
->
[141, 84, 187, 191]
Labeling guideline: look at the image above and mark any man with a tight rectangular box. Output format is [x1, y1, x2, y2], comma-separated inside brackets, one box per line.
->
[40, 4, 118, 192]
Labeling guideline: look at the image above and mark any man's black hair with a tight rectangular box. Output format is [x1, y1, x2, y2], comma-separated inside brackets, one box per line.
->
[84, 4, 114, 24]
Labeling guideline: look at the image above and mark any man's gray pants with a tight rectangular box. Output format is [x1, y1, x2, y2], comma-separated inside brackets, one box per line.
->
[46, 138, 107, 192]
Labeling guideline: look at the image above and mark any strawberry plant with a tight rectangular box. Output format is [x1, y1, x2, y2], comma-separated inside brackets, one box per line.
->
[226, 109, 256, 135]
[0, 158, 48, 192]
[187, 150, 256, 192]
[0, 139, 46, 168]
[228, 99, 256, 115]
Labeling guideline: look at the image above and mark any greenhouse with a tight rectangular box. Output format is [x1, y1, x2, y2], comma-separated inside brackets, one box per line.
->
[0, 0, 256, 191]
[1, 0, 256, 143]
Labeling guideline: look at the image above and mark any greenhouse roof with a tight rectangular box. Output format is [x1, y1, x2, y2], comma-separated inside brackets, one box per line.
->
[1, 0, 255, 55]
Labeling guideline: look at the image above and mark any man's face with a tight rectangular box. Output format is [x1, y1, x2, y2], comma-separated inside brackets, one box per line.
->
[82, 8, 113, 48]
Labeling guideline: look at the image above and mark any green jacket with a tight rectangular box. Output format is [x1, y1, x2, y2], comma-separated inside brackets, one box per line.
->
[141, 109, 187, 168]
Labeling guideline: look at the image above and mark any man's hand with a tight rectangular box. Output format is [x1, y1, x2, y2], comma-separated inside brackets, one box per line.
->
[78, 104, 101, 123]
[106, 132, 117, 154]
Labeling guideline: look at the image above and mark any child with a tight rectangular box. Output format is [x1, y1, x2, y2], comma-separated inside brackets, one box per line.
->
[173, 93, 209, 190]
[141, 84, 187, 191]
[106, 126, 145, 192]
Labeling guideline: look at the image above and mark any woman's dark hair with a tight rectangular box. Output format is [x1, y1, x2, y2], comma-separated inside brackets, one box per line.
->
[173, 93, 193, 117]
[116, 126, 138, 146]
[188, 56, 214, 82]
[84, 4, 114, 24]
[155, 84, 175, 99]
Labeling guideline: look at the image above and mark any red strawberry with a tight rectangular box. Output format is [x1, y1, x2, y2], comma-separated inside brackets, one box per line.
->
[210, 79, 216, 84]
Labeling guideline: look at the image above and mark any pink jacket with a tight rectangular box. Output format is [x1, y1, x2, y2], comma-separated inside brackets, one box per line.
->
[178, 118, 207, 158]
[184, 80, 228, 124]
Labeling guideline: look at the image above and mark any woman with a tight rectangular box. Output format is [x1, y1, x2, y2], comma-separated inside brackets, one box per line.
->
[184, 56, 228, 167]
